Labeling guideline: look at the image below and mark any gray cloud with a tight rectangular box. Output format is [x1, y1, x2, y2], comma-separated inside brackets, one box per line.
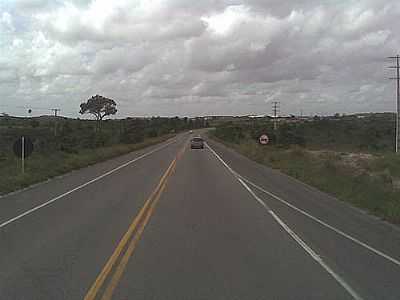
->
[0, 0, 399, 117]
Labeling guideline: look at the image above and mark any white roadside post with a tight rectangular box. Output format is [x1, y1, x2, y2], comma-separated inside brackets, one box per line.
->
[21, 136, 25, 174]
[388, 55, 400, 153]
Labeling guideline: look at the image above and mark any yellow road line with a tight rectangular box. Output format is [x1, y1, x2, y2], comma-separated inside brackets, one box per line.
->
[84, 158, 177, 300]
[100, 161, 176, 300]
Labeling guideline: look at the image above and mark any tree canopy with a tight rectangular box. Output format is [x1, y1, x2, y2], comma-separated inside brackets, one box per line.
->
[79, 95, 117, 122]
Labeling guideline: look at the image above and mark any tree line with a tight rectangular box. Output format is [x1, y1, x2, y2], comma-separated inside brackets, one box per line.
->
[0, 94, 209, 157]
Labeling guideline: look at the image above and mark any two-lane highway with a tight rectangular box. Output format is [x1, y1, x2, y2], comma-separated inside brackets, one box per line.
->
[0, 134, 185, 299]
[1, 131, 400, 299]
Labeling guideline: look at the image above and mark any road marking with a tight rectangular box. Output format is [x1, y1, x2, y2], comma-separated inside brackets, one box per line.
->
[206, 142, 400, 268]
[240, 176, 400, 268]
[0, 139, 176, 230]
[101, 162, 176, 300]
[268, 209, 363, 300]
[206, 143, 363, 300]
[84, 158, 177, 300]
[83, 192, 153, 300]
[85, 141, 186, 300]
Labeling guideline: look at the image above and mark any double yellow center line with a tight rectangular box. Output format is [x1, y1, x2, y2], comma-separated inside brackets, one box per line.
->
[84, 143, 187, 300]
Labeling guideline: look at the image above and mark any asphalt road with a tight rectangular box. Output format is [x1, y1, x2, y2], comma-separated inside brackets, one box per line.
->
[1, 131, 400, 299]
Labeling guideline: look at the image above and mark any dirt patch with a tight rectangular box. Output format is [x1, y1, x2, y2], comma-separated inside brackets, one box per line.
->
[339, 152, 375, 169]
[306, 149, 400, 190]
[307, 150, 375, 168]
[393, 178, 400, 190]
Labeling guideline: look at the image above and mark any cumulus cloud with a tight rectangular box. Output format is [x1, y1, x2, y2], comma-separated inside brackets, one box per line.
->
[0, 0, 399, 117]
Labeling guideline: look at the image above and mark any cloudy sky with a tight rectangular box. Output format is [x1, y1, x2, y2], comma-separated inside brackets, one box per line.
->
[0, 0, 399, 118]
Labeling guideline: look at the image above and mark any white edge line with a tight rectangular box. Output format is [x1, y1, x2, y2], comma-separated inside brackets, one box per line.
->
[206, 141, 400, 268]
[206, 143, 363, 300]
[240, 176, 400, 268]
[268, 209, 363, 300]
[0, 139, 176, 230]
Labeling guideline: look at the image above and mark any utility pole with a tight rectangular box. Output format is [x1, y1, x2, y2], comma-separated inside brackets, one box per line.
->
[272, 101, 279, 131]
[389, 55, 400, 153]
[51, 108, 60, 137]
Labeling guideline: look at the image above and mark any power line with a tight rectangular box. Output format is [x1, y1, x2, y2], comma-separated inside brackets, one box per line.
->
[0, 105, 50, 112]
[0, 104, 77, 116]
[388, 55, 400, 153]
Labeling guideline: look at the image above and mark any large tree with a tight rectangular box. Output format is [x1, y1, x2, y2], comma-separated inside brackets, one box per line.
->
[79, 95, 117, 130]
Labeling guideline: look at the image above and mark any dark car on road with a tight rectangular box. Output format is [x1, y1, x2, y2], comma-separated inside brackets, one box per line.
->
[190, 137, 204, 149]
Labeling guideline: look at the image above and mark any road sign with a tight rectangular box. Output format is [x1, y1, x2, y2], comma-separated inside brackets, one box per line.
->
[259, 134, 269, 145]
[13, 136, 34, 158]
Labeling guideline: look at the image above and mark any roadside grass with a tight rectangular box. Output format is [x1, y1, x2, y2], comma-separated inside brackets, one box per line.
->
[368, 154, 400, 177]
[0, 135, 173, 196]
[210, 135, 400, 224]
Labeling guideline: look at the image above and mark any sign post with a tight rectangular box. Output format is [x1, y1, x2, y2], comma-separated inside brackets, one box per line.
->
[22, 136, 25, 174]
[13, 136, 34, 174]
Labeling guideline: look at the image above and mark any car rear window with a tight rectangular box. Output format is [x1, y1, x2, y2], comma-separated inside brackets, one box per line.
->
[193, 137, 203, 142]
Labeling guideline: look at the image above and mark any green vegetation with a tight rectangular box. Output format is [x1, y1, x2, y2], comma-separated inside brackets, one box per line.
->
[0, 115, 207, 195]
[211, 113, 395, 152]
[210, 114, 400, 224]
